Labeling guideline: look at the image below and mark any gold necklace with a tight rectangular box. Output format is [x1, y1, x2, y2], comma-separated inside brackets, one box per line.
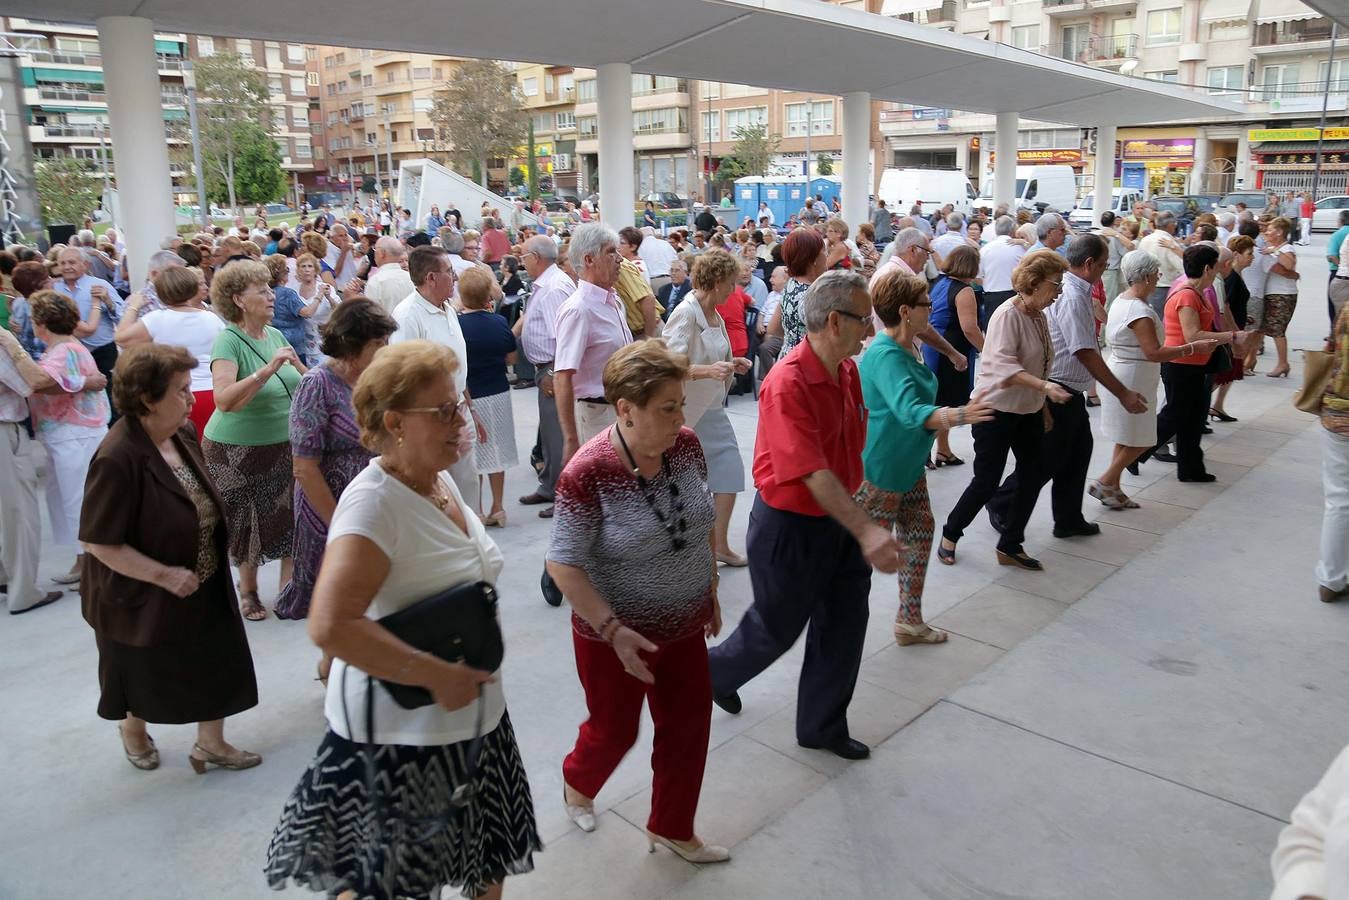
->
[381, 461, 450, 511]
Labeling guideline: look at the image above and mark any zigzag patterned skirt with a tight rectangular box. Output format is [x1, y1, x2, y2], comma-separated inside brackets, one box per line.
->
[264, 713, 541, 899]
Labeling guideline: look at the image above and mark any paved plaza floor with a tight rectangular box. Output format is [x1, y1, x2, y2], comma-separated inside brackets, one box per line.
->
[2, 236, 1346, 899]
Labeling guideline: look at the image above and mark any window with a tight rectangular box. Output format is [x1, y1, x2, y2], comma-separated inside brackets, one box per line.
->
[386, 70, 398, 83]
[577, 79, 597, 103]
[559, 73, 574, 95]
[275, 137, 289, 158]
[306, 72, 319, 87]
[337, 81, 346, 93]
[413, 66, 432, 80]
[532, 112, 551, 132]
[701, 110, 721, 142]
[389, 129, 398, 142]
[327, 111, 338, 126]
[434, 67, 444, 80]
[294, 143, 312, 159]
[265, 45, 281, 67]
[289, 75, 305, 95]
[631, 74, 682, 95]
[556, 110, 575, 130]
[287, 43, 304, 63]
[1010, 25, 1039, 51]
[366, 132, 377, 145]
[1061, 24, 1090, 60]
[197, 36, 214, 56]
[414, 97, 434, 112]
[1319, 60, 1349, 94]
[55, 37, 100, 55]
[268, 75, 284, 95]
[1146, 70, 1179, 83]
[1207, 65, 1244, 94]
[363, 74, 373, 87]
[577, 115, 597, 137]
[701, 82, 721, 99]
[722, 83, 766, 99]
[1147, 8, 1181, 44]
[633, 107, 686, 135]
[333, 52, 345, 65]
[306, 47, 317, 61]
[522, 76, 538, 96]
[1261, 64, 1299, 99]
[785, 100, 834, 137]
[235, 38, 254, 61]
[724, 106, 768, 136]
[1014, 128, 1079, 149]
[326, 84, 336, 97]
[417, 128, 435, 141]
[360, 49, 372, 58]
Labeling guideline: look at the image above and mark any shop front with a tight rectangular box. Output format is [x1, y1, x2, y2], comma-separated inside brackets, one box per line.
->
[1249, 127, 1349, 197]
[1117, 133, 1195, 198]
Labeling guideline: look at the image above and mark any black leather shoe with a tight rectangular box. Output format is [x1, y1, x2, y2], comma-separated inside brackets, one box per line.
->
[1153, 448, 1178, 463]
[541, 570, 563, 607]
[799, 737, 870, 760]
[1126, 461, 1140, 476]
[987, 507, 1007, 534]
[1178, 472, 1217, 483]
[1052, 521, 1101, 538]
[712, 691, 742, 715]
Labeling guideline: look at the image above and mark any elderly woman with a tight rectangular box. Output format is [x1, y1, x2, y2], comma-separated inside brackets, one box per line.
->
[1137, 244, 1238, 483]
[1318, 302, 1349, 603]
[458, 266, 519, 526]
[859, 271, 992, 645]
[274, 298, 396, 628]
[1090, 250, 1218, 508]
[9, 259, 52, 360]
[824, 218, 860, 271]
[114, 266, 224, 435]
[265, 253, 320, 366]
[664, 249, 753, 566]
[266, 340, 540, 899]
[855, 221, 881, 280]
[939, 250, 1073, 571]
[1208, 240, 1251, 423]
[923, 244, 984, 467]
[203, 260, 307, 621]
[767, 227, 829, 359]
[81, 344, 259, 773]
[1261, 216, 1299, 379]
[547, 340, 727, 864]
[28, 290, 111, 583]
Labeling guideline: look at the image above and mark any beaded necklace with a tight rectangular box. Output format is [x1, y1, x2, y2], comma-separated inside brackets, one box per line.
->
[612, 425, 687, 551]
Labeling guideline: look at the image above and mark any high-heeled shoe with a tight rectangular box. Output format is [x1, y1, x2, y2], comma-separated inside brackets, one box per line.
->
[1266, 366, 1290, 378]
[563, 783, 596, 833]
[936, 540, 957, 566]
[1208, 409, 1237, 423]
[646, 830, 731, 863]
[715, 549, 748, 567]
[894, 622, 948, 646]
[189, 743, 262, 774]
[479, 510, 507, 528]
[119, 725, 159, 771]
[996, 548, 1043, 571]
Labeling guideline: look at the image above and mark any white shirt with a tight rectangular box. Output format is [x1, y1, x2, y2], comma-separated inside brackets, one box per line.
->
[0, 333, 34, 422]
[364, 262, 416, 316]
[757, 205, 775, 225]
[519, 263, 576, 365]
[1046, 271, 1098, 392]
[325, 242, 360, 288]
[1265, 243, 1300, 295]
[637, 237, 678, 279]
[762, 290, 783, 319]
[932, 231, 967, 265]
[1139, 231, 1185, 288]
[391, 289, 469, 395]
[979, 236, 1026, 293]
[324, 462, 506, 746]
[1271, 742, 1349, 900]
[140, 308, 226, 393]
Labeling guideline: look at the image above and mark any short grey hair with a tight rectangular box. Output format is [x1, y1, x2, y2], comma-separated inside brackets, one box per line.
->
[1035, 213, 1065, 240]
[569, 222, 618, 272]
[1154, 210, 1177, 232]
[1120, 249, 1160, 286]
[1218, 213, 1236, 229]
[147, 250, 184, 273]
[76, 229, 96, 246]
[442, 231, 465, 254]
[523, 234, 557, 262]
[945, 212, 964, 230]
[375, 235, 406, 259]
[803, 269, 868, 332]
[893, 226, 928, 254]
[994, 215, 1016, 237]
[159, 236, 181, 250]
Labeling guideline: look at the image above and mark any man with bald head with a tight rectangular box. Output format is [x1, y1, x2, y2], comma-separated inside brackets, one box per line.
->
[363, 235, 415, 315]
[54, 246, 122, 417]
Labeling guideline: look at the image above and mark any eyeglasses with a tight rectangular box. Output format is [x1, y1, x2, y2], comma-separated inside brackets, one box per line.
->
[399, 398, 470, 426]
[463, 244, 480, 251]
[834, 309, 871, 325]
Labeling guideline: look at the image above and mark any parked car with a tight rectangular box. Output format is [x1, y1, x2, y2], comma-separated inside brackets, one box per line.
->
[640, 191, 686, 210]
[1151, 195, 1201, 229]
[1190, 192, 1224, 213]
[1067, 188, 1145, 231]
[1314, 196, 1349, 232]
[262, 203, 293, 216]
[1218, 191, 1271, 212]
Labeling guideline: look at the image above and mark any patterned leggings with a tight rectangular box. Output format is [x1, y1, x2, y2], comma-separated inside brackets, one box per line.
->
[854, 478, 935, 625]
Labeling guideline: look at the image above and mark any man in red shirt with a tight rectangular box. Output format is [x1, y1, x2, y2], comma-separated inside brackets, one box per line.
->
[708, 269, 900, 761]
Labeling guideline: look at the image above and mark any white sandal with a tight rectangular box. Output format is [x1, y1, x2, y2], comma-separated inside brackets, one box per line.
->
[1089, 480, 1139, 510]
[894, 622, 948, 646]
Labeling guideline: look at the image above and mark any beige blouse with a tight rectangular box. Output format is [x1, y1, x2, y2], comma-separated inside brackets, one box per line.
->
[973, 298, 1054, 415]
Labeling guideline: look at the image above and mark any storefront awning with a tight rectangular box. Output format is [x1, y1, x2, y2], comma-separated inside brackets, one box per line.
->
[1254, 0, 1321, 24]
[154, 38, 183, 55]
[1202, 0, 1252, 22]
[1252, 140, 1349, 153]
[30, 67, 104, 84]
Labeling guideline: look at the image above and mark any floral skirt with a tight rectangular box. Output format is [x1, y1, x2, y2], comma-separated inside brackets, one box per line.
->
[1262, 293, 1297, 339]
[202, 438, 294, 567]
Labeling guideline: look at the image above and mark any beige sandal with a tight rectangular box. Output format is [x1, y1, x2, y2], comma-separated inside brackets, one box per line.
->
[1088, 480, 1139, 510]
[894, 622, 948, 646]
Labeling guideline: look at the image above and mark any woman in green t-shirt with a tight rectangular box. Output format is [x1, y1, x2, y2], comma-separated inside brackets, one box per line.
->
[202, 260, 307, 621]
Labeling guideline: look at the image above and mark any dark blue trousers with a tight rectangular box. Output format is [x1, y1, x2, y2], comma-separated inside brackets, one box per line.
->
[709, 495, 872, 746]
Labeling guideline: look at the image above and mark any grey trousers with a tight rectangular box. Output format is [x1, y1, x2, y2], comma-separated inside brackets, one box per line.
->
[536, 387, 564, 500]
[0, 423, 45, 611]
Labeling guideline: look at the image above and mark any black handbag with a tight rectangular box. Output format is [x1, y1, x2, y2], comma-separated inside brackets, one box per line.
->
[375, 580, 503, 709]
[1203, 343, 1233, 376]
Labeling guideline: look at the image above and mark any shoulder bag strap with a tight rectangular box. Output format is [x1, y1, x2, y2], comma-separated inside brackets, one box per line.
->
[228, 328, 292, 400]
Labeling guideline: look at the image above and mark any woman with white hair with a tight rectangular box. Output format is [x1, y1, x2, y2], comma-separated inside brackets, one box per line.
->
[1089, 249, 1218, 508]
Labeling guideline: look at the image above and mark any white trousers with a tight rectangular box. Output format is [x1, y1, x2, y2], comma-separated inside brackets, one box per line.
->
[41, 426, 105, 547]
[1318, 428, 1349, 593]
[575, 400, 616, 445]
[0, 423, 44, 611]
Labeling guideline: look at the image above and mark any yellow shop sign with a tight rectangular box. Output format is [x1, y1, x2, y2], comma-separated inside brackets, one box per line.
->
[1248, 127, 1349, 142]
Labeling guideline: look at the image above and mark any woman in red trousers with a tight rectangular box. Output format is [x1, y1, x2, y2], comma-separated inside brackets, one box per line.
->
[546, 340, 729, 864]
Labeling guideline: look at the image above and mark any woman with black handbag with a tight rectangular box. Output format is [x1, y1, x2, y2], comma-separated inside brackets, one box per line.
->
[265, 340, 540, 900]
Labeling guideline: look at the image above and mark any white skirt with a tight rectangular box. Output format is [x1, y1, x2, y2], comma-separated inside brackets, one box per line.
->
[41, 424, 107, 545]
[472, 390, 518, 474]
[1100, 356, 1159, 448]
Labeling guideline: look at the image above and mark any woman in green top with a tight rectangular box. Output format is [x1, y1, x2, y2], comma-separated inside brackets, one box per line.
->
[856, 271, 992, 646]
[203, 260, 307, 621]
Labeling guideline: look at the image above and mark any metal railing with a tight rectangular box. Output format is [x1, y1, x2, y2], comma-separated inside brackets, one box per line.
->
[39, 123, 104, 137]
[37, 87, 106, 103]
[1044, 32, 1138, 62]
[26, 50, 100, 66]
[631, 79, 689, 98]
[1253, 19, 1334, 46]
[156, 54, 184, 70]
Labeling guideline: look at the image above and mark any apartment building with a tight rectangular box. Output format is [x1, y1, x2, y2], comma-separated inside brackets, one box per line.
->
[574, 71, 698, 199]
[879, 0, 1349, 197]
[515, 63, 580, 197]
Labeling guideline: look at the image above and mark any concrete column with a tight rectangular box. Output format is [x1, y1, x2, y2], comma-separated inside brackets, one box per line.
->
[96, 17, 176, 287]
[995, 111, 1018, 210]
[596, 63, 634, 232]
[1092, 122, 1117, 228]
[841, 91, 870, 234]
[1190, 131, 1211, 194]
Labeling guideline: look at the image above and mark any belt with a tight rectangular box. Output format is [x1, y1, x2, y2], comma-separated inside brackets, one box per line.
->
[1050, 379, 1086, 397]
[578, 397, 607, 405]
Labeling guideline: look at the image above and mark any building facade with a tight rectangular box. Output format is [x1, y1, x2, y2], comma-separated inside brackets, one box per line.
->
[879, 0, 1349, 199]
[514, 62, 580, 198]
[574, 70, 697, 199]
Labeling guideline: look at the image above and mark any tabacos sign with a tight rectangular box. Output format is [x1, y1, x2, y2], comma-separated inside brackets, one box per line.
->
[988, 149, 1083, 164]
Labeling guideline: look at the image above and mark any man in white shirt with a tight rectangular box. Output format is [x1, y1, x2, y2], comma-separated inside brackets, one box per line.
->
[390, 245, 479, 510]
[757, 201, 775, 226]
[978, 215, 1026, 318]
[1137, 210, 1186, 315]
[324, 226, 361, 291]
[931, 212, 968, 268]
[737, 256, 768, 308]
[637, 226, 678, 298]
[363, 236, 415, 316]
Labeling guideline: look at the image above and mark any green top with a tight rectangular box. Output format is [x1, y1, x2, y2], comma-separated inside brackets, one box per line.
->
[0, 294, 9, 332]
[859, 331, 940, 493]
[203, 324, 300, 446]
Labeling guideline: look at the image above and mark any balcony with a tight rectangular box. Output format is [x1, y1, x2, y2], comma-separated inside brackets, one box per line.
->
[36, 87, 106, 104]
[25, 50, 100, 66]
[1043, 33, 1138, 65]
[31, 123, 103, 140]
[1253, 17, 1334, 54]
[372, 78, 412, 96]
[631, 78, 689, 98]
[1044, 0, 1088, 16]
[892, 0, 958, 26]
[156, 54, 184, 71]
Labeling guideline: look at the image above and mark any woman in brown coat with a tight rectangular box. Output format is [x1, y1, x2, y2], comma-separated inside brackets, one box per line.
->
[80, 344, 260, 773]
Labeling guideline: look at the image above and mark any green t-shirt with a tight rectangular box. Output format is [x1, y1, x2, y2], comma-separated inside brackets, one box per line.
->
[858, 332, 941, 494]
[203, 324, 301, 446]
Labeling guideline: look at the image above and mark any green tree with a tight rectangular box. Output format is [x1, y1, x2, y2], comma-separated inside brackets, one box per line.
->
[431, 60, 526, 188]
[526, 120, 539, 200]
[816, 153, 834, 176]
[193, 52, 274, 213]
[33, 157, 99, 226]
[510, 166, 526, 189]
[728, 122, 781, 178]
[206, 121, 284, 205]
[715, 154, 749, 182]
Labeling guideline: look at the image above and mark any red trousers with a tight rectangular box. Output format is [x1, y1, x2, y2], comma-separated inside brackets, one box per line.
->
[563, 627, 712, 841]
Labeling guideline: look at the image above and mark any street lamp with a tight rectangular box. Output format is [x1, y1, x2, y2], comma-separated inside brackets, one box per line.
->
[182, 59, 210, 232]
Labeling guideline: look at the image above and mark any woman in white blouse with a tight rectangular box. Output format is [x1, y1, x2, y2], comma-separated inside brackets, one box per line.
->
[1271, 742, 1349, 900]
[265, 340, 539, 900]
[663, 249, 752, 566]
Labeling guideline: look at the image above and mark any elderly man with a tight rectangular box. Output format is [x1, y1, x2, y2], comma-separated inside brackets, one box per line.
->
[363, 236, 415, 315]
[987, 235, 1149, 547]
[638, 225, 678, 298]
[554, 223, 634, 468]
[517, 235, 577, 523]
[1216, 212, 1236, 248]
[869, 227, 968, 367]
[441, 229, 502, 306]
[323, 224, 361, 293]
[1124, 201, 1153, 236]
[75, 229, 117, 282]
[709, 270, 901, 761]
[931, 211, 968, 268]
[1138, 210, 1186, 316]
[389, 245, 479, 509]
[53, 246, 121, 417]
[1030, 212, 1069, 259]
[120, 250, 186, 316]
[980, 214, 1027, 318]
[737, 255, 769, 308]
[656, 257, 694, 315]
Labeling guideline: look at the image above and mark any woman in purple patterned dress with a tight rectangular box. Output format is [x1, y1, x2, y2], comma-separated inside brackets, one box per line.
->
[274, 300, 396, 654]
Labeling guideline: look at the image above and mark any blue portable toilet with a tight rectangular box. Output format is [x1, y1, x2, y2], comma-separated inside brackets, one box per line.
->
[807, 176, 842, 210]
[734, 177, 762, 215]
[753, 176, 807, 225]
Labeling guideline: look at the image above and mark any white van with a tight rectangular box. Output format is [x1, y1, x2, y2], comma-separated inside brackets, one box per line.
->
[1068, 188, 1145, 230]
[976, 165, 1078, 214]
[877, 168, 977, 218]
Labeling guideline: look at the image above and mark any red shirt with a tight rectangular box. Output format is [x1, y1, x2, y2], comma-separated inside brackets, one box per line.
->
[481, 227, 511, 264]
[717, 288, 751, 357]
[752, 339, 866, 516]
[1302, 199, 1316, 218]
[1164, 285, 1216, 367]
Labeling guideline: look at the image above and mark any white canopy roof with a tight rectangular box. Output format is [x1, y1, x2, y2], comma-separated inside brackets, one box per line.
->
[1298, 0, 1348, 29]
[0, 0, 1243, 125]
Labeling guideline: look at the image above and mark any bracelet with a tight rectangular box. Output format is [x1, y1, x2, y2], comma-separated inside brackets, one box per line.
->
[957, 407, 966, 427]
[1042, 380, 1051, 394]
[394, 649, 427, 682]
[940, 408, 951, 430]
[596, 613, 616, 640]
[601, 619, 623, 644]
